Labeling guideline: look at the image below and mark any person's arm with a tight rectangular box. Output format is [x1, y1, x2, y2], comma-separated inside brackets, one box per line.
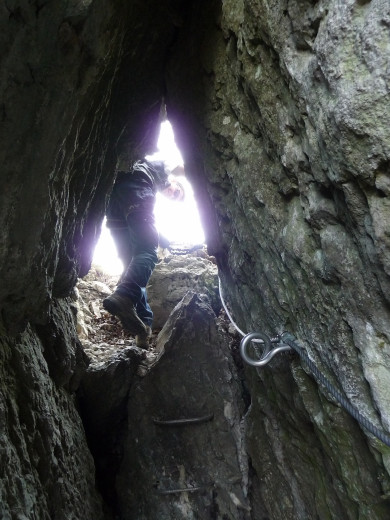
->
[144, 160, 170, 191]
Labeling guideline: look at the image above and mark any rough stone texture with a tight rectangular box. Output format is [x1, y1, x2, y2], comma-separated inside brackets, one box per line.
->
[148, 252, 219, 328]
[0, 303, 103, 520]
[165, 1, 390, 517]
[0, 1, 189, 517]
[116, 292, 249, 519]
[78, 346, 144, 516]
[74, 255, 219, 361]
[0, 0, 390, 518]
[0, 0, 177, 331]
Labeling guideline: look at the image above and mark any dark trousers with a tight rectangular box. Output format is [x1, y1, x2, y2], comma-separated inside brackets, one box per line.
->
[109, 211, 158, 326]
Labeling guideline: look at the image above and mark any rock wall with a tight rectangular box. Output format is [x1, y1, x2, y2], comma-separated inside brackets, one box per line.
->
[165, 0, 390, 517]
[0, 0, 185, 517]
[0, 0, 390, 518]
[0, 300, 103, 519]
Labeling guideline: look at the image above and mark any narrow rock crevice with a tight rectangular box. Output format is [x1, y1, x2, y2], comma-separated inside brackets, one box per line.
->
[1, 0, 390, 518]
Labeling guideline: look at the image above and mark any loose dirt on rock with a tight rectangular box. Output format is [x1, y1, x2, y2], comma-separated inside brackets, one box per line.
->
[75, 266, 161, 372]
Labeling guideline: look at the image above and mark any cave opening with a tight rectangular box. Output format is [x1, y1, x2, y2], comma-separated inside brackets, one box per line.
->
[92, 119, 205, 275]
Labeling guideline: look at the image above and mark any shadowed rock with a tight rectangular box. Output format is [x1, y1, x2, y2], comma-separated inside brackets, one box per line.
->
[117, 292, 250, 519]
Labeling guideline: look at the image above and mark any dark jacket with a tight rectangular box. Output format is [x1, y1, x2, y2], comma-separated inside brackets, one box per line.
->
[130, 160, 170, 192]
[106, 160, 168, 228]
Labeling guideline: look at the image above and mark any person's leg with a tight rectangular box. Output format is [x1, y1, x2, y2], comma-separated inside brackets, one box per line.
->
[115, 211, 158, 327]
[108, 225, 133, 280]
[104, 220, 148, 335]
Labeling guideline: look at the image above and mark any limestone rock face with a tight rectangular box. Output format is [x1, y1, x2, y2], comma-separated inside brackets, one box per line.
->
[148, 252, 219, 328]
[0, 0, 390, 519]
[166, 1, 390, 516]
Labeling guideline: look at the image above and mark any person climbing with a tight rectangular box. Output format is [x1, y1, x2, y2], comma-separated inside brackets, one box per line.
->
[103, 159, 185, 348]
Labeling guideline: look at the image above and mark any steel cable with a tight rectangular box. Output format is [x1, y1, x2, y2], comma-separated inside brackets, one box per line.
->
[281, 333, 390, 448]
[218, 278, 390, 448]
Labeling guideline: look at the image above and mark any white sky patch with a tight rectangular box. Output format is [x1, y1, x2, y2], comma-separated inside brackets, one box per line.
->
[154, 176, 205, 245]
[92, 121, 205, 275]
[93, 219, 123, 275]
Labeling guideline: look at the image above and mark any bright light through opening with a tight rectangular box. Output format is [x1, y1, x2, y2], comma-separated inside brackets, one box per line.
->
[92, 121, 205, 275]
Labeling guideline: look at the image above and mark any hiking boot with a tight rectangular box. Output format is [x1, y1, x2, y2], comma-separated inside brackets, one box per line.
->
[103, 292, 147, 335]
[136, 325, 152, 349]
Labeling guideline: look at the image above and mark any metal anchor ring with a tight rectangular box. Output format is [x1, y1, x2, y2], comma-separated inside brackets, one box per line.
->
[240, 332, 292, 367]
[240, 332, 273, 367]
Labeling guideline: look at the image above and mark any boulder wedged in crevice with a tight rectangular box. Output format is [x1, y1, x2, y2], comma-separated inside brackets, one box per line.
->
[116, 291, 250, 519]
[148, 251, 220, 328]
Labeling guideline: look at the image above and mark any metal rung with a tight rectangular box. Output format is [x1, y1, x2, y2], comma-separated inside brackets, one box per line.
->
[153, 413, 214, 426]
[156, 483, 213, 495]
